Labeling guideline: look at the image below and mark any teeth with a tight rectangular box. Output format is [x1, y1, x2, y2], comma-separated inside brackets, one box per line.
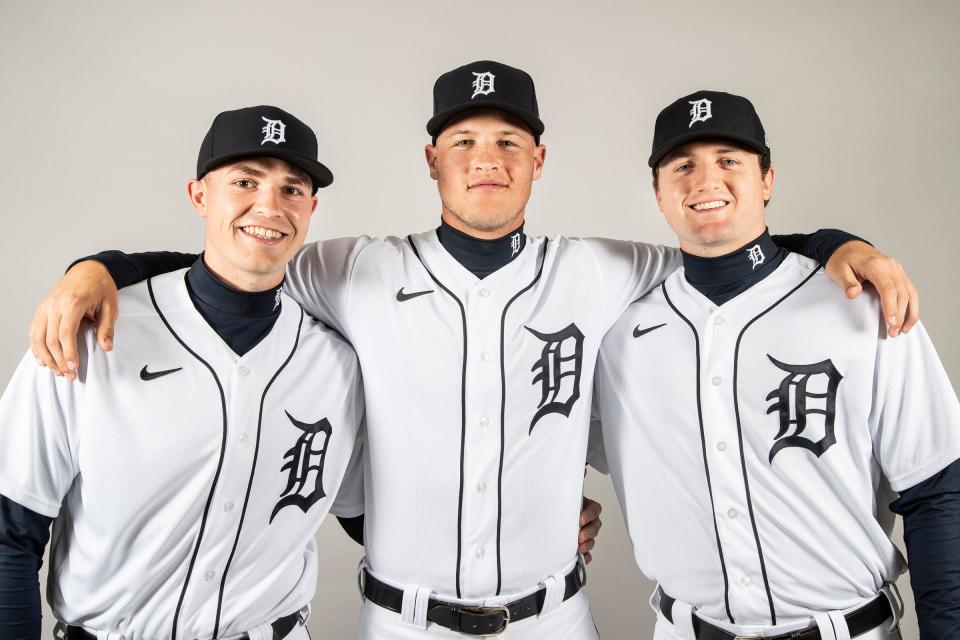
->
[692, 200, 727, 211]
[242, 226, 284, 239]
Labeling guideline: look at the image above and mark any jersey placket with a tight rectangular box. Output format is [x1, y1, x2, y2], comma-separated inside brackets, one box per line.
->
[458, 281, 505, 597]
[699, 305, 770, 623]
[177, 356, 263, 635]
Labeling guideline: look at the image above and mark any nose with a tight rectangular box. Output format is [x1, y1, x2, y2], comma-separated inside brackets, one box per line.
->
[692, 162, 723, 193]
[255, 185, 283, 217]
[471, 141, 502, 173]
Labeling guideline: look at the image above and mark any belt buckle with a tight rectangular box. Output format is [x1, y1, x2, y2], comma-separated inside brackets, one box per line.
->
[461, 604, 511, 636]
[733, 635, 764, 639]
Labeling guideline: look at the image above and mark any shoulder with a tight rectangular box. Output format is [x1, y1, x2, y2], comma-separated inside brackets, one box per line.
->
[116, 268, 191, 318]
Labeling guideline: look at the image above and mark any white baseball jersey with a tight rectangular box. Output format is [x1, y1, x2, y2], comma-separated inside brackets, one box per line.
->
[283, 230, 677, 602]
[0, 269, 364, 639]
[593, 252, 960, 626]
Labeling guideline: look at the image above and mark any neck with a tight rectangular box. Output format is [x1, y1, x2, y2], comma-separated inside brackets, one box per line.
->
[436, 219, 527, 279]
[680, 229, 786, 306]
[440, 209, 524, 240]
[202, 252, 285, 292]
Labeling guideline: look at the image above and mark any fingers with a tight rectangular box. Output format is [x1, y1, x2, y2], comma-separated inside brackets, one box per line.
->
[582, 551, 592, 565]
[44, 306, 70, 377]
[577, 538, 596, 556]
[579, 496, 603, 527]
[58, 304, 88, 378]
[96, 297, 118, 351]
[901, 277, 920, 334]
[578, 518, 602, 545]
[30, 302, 62, 373]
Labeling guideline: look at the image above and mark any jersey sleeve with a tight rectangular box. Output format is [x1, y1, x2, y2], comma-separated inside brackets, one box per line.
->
[330, 426, 365, 518]
[582, 238, 681, 331]
[870, 320, 960, 492]
[77, 250, 198, 289]
[0, 349, 85, 518]
[282, 237, 374, 337]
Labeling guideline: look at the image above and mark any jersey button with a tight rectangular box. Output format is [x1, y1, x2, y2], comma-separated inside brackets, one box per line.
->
[479, 288, 490, 298]
[726, 508, 737, 519]
[740, 575, 751, 587]
[204, 569, 216, 582]
[224, 501, 234, 512]
[477, 481, 487, 492]
[480, 351, 492, 362]
[716, 441, 727, 451]
[239, 433, 249, 443]
[479, 417, 489, 428]
[238, 366, 250, 376]
[711, 376, 722, 386]
[714, 316, 725, 325]
[475, 547, 485, 559]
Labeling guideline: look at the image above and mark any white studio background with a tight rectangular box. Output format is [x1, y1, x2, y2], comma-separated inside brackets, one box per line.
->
[1, 1, 957, 638]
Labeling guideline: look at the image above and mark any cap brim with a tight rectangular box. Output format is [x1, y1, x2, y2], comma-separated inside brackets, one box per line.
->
[427, 102, 545, 138]
[199, 149, 333, 192]
[648, 131, 768, 168]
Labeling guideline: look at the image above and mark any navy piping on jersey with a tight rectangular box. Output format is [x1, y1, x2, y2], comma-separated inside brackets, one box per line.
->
[661, 283, 735, 624]
[149, 276, 230, 640]
[213, 307, 305, 636]
[407, 235, 470, 599]
[495, 240, 547, 595]
[730, 265, 822, 625]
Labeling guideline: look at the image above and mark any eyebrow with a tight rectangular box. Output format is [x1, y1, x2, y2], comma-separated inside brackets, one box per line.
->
[662, 147, 746, 164]
[450, 129, 524, 137]
[230, 164, 309, 186]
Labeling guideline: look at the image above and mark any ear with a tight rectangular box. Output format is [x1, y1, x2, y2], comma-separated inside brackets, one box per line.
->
[424, 144, 439, 181]
[652, 178, 664, 212]
[309, 196, 319, 216]
[531, 144, 547, 181]
[762, 164, 776, 201]
[187, 179, 208, 219]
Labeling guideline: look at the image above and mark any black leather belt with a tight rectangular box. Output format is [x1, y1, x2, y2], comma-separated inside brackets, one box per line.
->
[658, 588, 892, 640]
[362, 565, 584, 636]
[58, 607, 305, 640]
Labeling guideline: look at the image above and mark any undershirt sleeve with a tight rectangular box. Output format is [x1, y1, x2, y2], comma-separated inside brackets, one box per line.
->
[72, 251, 198, 289]
[770, 229, 865, 266]
[0, 495, 54, 640]
[890, 459, 960, 640]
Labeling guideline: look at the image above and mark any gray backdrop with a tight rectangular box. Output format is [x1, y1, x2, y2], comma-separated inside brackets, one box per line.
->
[1, 1, 957, 638]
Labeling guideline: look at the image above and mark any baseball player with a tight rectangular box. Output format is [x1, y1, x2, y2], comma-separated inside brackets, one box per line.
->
[592, 91, 960, 639]
[27, 63, 918, 639]
[0, 106, 366, 639]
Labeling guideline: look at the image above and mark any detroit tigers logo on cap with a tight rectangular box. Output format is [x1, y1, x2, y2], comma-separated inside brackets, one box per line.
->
[765, 355, 843, 463]
[471, 71, 496, 99]
[688, 98, 713, 127]
[261, 116, 286, 145]
[525, 323, 585, 434]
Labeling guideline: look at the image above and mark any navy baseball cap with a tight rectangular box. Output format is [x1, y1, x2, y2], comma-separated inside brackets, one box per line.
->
[649, 91, 769, 168]
[197, 105, 333, 193]
[427, 61, 544, 142]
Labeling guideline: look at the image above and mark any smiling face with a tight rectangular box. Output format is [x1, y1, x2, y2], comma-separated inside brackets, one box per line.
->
[654, 140, 774, 257]
[425, 109, 546, 239]
[188, 156, 317, 291]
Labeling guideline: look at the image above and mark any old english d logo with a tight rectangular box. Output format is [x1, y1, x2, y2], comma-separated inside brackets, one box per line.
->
[765, 355, 843, 463]
[270, 412, 332, 523]
[525, 323, 584, 434]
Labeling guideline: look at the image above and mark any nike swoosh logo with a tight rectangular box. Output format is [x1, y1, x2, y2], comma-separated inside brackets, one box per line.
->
[140, 365, 183, 381]
[633, 323, 666, 338]
[396, 287, 435, 302]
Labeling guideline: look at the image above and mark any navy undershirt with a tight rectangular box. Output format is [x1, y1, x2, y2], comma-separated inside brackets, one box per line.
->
[436, 220, 526, 278]
[681, 229, 786, 306]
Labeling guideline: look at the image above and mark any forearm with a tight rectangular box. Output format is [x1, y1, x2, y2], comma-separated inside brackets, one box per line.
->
[0, 497, 52, 640]
[71, 250, 198, 289]
[891, 460, 960, 639]
[770, 228, 865, 265]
